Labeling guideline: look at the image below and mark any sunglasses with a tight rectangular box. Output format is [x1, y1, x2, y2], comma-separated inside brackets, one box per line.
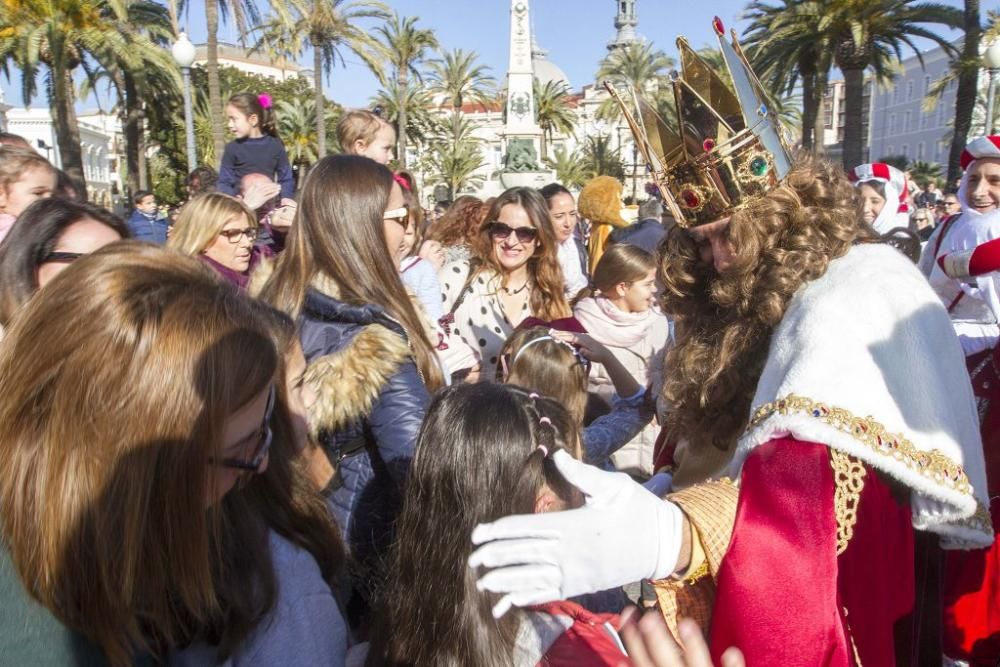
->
[42, 251, 85, 264]
[384, 206, 410, 228]
[486, 221, 538, 244]
[219, 227, 259, 244]
[210, 385, 275, 473]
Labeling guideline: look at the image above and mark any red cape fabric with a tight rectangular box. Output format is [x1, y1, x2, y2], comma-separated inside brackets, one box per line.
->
[710, 437, 913, 666]
[943, 349, 1000, 664]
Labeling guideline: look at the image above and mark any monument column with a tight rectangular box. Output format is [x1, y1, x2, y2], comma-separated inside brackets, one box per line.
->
[500, 0, 553, 188]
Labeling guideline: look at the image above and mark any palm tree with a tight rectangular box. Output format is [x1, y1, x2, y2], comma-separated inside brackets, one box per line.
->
[544, 145, 588, 189]
[428, 48, 497, 140]
[421, 116, 486, 199]
[533, 79, 577, 161]
[265, 0, 389, 158]
[742, 0, 832, 151]
[0, 0, 177, 198]
[276, 98, 319, 167]
[595, 42, 675, 125]
[945, 0, 983, 184]
[580, 135, 625, 180]
[371, 82, 443, 147]
[825, 0, 962, 169]
[910, 159, 944, 187]
[373, 14, 438, 169]
[200, 0, 261, 166]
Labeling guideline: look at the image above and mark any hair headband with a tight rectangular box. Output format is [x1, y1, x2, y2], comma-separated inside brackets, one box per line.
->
[393, 174, 412, 191]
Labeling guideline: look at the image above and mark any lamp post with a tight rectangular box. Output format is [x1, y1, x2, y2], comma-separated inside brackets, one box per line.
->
[985, 39, 1000, 136]
[171, 32, 197, 174]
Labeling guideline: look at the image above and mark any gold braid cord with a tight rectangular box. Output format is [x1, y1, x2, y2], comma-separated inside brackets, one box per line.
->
[830, 449, 867, 556]
[652, 479, 739, 642]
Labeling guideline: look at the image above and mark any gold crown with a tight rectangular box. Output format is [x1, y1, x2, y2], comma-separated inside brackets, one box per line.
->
[605, 17, 793, 228]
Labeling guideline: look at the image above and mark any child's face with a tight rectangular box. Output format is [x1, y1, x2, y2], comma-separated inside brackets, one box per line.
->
[356, 123, 396, 165]
[0, 165, 56, 217]
[226, 104, 257, 139]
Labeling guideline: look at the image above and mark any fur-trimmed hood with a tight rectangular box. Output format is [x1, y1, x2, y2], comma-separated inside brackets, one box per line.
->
[299, 276, 413, 437]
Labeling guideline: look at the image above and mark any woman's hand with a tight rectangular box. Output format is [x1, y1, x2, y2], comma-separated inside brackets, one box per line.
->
[618, 608, 745, 667]
[271, 200, 297, 231]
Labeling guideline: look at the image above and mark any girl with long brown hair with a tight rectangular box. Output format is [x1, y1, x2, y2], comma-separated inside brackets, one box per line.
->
[440, 186, 571, 379]
[257, 154, 442, 628]
[366, 382, 634, 666]
[0, 243, 347, 667]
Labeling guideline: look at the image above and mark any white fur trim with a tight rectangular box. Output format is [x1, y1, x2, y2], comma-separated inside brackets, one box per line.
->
[941, 249, 974, 280]
[733, 244, 992, 549]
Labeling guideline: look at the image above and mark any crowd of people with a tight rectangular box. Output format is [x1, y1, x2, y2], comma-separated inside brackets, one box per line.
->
[0, 26, 999, 666]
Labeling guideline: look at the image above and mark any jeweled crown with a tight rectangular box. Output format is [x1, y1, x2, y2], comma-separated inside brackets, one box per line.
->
[605, 17, 793, 228]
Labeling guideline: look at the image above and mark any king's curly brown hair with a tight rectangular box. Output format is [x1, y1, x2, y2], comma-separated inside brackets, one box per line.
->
[659, 156, 874, 455]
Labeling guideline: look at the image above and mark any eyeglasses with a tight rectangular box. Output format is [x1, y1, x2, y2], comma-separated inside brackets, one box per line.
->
[211, 385, 275, 472]
[384, 206, 410, 228]
[42, 251, 85, 264]
[486, 221, 539, 244]
[219, 227, 258, 244]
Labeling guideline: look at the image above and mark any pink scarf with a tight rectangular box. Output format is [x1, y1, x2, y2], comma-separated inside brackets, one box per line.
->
[573, 296, 659, 347]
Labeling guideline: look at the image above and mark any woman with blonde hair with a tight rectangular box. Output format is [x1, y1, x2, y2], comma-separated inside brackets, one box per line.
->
[440, 187, 571, 379]
[0, 242, 348, 666]
[169, 192, 270, 290]
[258, 154, 443, 627]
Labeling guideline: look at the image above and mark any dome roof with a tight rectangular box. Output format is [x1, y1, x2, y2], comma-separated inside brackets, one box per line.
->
[532, 53, 571, 89]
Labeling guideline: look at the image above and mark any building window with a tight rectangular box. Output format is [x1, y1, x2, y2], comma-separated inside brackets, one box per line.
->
[901, 144, 909, 158]
[887, 145, 895, 156]
[904, 110, 911, 132]
[889, 113, 896, 135]
[917, 142, 925, 160]
[907, 80, 914, 100]
[924, 75, 931, 94]
[938, 103, 947, 128]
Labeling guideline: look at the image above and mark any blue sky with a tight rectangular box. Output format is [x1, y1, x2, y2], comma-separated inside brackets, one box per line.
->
[1, 0, 967, 111]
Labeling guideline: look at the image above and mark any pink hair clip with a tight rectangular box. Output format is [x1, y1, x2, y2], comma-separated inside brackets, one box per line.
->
[257, 93, 273, 110]
[539, 417, 552, 426]
[393, 173, 412, 191]
[536, 445, 549, 457]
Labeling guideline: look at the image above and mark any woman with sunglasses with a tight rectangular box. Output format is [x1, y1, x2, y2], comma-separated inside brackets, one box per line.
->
[0, 243, 348, 667]
[168, 192, 270, 290]
[258, 154, 443, 631]
[0, 197, 129, 331]
[440, 187, 571, 380]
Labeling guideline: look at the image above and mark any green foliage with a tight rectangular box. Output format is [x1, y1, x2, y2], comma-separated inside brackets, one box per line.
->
[879, 154, 910, 170]
[544, 145, 588, 189]
[595, 42, 674, 124]
[909, 159, 943, 187]
[534, 78, 576, 160]
[419, 116, 486, 199]
[581, 135, 625, 181]
[371, 82, 443, 146]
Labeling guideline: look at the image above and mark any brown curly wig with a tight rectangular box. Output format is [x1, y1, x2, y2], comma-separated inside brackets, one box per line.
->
[659, 156, 875, 461]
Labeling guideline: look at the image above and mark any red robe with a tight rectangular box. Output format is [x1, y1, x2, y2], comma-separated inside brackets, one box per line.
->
[710, 437, 914, 666]
[942, 348, 1000, 664]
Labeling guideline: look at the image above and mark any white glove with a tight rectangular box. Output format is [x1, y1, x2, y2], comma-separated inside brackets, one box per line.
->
[468, 450, 685, 618]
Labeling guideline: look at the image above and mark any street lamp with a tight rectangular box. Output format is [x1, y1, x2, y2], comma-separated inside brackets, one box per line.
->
[984, 39, 1000, 136]
[171, 31, 197, 174]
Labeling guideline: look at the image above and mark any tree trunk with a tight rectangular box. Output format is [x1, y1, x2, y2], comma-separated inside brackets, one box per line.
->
[814, 73, 827, 156]
[51, 67, 87, 201]
[947, 0, 981, 187]
[841, 66, 865, 170]
[122, 72, 142, 195]
[397, 71, 408, 169]
[800, 72, 816, 151]
[137, 107, 148, 190]
[315, 46, 326, 158]
[540, 128, 548, 162]
[206, 0, 225, 168]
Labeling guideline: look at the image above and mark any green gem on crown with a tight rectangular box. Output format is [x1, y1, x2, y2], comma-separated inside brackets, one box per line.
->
[749, 156, 769, 177]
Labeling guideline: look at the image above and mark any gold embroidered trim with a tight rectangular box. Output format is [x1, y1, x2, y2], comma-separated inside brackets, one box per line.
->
[830, 449, 866, 556]
[749, 394, 993, 537]
[749, 394, 973, 493]
[843, 607, 864, 666]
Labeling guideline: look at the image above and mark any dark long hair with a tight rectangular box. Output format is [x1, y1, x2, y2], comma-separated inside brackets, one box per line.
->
[259, 154, 443, 390]
[366, 383, 578, 667]
[474, 187, 571, 321]
[0, 198, 129, 327]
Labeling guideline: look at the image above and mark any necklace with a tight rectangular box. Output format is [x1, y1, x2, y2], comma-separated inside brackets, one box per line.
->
[502, 282, 530, 295]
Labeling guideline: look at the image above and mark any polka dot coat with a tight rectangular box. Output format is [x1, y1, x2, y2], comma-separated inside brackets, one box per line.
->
[439, 258, 529, 379]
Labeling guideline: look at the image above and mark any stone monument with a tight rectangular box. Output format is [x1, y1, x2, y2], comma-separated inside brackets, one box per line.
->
[499, 0, 554, 189]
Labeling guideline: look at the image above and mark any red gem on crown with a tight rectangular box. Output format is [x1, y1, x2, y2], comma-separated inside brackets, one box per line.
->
[703, 138, 716, 152]
[712, 16, 725, 36]
[680, 189, 701, 208]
